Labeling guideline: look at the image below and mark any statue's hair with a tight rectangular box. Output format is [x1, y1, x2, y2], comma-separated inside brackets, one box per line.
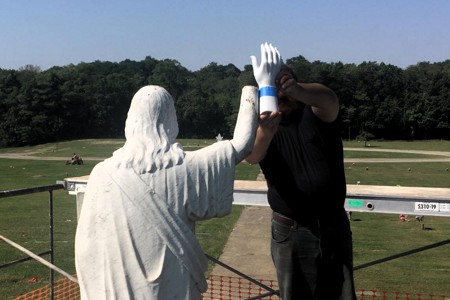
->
[112, 85, 184, 173]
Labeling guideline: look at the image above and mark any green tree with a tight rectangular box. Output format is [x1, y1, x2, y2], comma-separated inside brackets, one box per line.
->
[148, 59, 190, 100]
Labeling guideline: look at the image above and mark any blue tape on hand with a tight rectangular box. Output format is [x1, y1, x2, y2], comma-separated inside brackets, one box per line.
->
[259, 86, 277, 97]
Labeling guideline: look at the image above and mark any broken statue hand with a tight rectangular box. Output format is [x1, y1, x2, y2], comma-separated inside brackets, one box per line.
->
[250, 42, 282, 114]
[250, 42, 282, 88]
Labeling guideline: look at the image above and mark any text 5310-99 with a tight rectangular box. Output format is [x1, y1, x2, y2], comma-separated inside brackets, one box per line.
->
[415, 202, 440, 212]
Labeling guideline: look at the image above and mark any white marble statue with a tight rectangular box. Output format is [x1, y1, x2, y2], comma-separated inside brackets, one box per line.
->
[74, 85, 258, 300]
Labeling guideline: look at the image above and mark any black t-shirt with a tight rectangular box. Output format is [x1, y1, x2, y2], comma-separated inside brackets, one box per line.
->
[260, 105, 346, 222]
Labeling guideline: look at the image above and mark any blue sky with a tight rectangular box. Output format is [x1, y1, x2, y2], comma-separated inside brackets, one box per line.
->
[2, 0, 449, 71]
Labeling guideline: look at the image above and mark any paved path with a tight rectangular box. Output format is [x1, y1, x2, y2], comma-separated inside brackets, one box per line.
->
[1, 148, 449, 163]
[0, 153, 105, 161]
[209, 205, 276, 281]
[344, 147, 450, 163]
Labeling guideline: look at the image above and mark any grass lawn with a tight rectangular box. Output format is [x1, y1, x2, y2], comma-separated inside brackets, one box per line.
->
[0, 159, 88, 298]
[351, 212, 450, 295]
[343, 139, 450, 151]
[1, 139, 449, 298]
[345, 162, 450, 187]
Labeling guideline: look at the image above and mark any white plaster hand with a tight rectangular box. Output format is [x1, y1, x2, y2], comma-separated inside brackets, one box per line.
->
[250, 43, 282, 114]
[250, 42, 282, 88]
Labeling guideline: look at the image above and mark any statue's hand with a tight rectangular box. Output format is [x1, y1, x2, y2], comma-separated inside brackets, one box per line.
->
[250, 43, 282, 114]
[250, 42, 282, 88]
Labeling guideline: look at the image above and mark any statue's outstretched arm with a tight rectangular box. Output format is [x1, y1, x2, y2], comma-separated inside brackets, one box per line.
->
[230, 86, 258, 163]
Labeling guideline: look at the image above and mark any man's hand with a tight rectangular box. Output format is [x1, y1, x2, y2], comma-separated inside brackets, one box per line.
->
[275, 64, 298, 99]
[275, 64, 340, 123]
[244, 111, 281, 164]
[258, 111, 282, 136]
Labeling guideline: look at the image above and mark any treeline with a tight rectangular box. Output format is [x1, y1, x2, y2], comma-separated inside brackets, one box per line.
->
[1, 55, 449, 146]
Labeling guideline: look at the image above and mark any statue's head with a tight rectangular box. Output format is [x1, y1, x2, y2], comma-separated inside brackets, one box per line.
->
[125, 85, 178, 143]
[113, 85, 183, 173]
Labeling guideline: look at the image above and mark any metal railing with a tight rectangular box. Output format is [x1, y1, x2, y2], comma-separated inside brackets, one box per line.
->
[3, 181, 450, 299]
[0, 184, 70, 300]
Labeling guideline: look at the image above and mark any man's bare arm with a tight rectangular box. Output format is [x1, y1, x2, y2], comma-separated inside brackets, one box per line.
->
[277, 67, 339, 123]
[245, 112, 281, 164]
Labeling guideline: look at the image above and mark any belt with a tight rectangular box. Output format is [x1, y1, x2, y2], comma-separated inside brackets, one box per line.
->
[272, 212, 322, 229]
[272, 212, 296, 227]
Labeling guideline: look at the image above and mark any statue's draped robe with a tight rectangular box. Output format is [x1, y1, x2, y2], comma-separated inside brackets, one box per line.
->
[75, 141, 236, 300]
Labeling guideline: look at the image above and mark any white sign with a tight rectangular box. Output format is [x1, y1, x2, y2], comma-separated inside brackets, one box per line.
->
[439, 203, 450, 212]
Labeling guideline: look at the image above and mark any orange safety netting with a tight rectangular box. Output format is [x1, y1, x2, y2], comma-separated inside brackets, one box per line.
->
[14, 275, 450, 300]
[204, 275, 279, 299]
[14, 276, 80, 300]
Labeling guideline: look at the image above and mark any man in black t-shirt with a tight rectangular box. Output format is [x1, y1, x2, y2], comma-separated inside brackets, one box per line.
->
[246, 64, 356, 300]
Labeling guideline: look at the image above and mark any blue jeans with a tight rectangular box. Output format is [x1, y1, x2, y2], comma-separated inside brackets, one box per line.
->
[271, 209, 356, 300]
